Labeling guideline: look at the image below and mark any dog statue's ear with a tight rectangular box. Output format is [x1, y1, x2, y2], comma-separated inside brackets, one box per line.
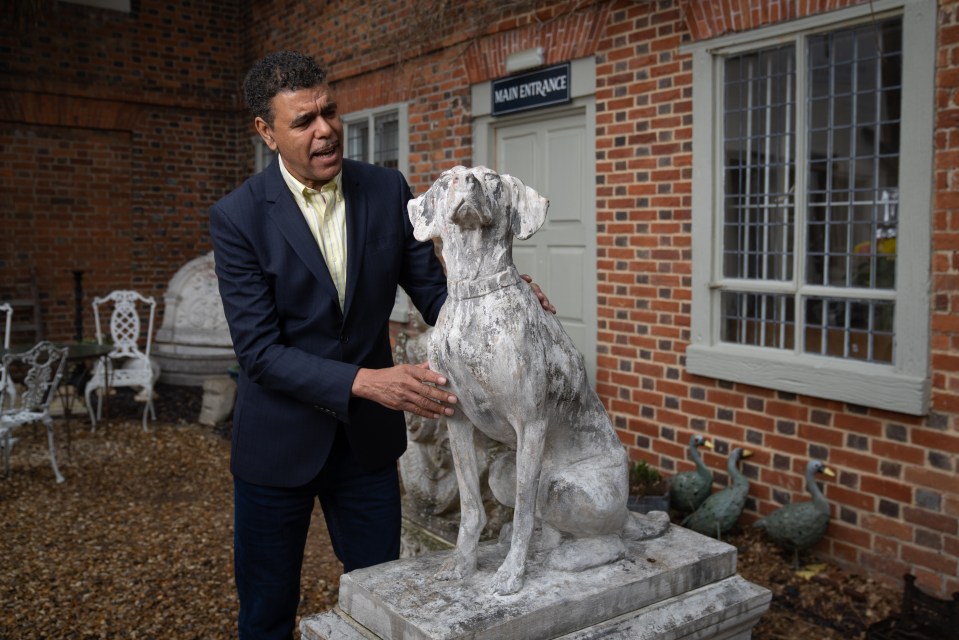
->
[409, 169, 461, 241]
[505, 175, 549, 240]
[408, 191, 436, 241]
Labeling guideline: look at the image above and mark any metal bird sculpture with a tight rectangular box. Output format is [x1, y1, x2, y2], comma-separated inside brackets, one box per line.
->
[754, 459, 835, 568]
[669, 434, 714, 513]
[681, 447, 752, 540]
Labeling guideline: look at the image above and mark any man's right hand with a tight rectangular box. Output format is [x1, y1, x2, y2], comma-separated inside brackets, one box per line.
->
[351, 363, 457, 419]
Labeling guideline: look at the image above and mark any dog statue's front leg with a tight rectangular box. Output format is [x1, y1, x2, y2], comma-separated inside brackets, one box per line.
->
[436, 415, 487, 582]
[492, 416, 547, 595]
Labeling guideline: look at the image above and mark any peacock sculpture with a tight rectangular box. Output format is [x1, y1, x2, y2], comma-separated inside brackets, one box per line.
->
[681, 447, 752, 540]
[669, 434, 714, 513]
[754, 459, 835, 568]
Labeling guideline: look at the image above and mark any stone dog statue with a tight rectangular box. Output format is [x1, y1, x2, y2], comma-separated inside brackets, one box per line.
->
[408, 165, 670, 596]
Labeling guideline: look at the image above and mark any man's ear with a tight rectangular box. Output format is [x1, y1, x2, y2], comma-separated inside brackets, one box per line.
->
[504, 174, 549, 240]
[254, 117, 277, 151]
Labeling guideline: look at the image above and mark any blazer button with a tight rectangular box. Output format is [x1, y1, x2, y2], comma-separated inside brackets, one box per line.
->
[339, 334, 349, 344]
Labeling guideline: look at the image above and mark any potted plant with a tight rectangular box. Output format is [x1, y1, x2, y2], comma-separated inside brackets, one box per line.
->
[627, 460, 670, 514]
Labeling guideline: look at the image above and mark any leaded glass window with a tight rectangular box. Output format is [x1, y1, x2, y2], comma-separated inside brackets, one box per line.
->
[687, 0, 933, 415]
[719, 17, 901, 365]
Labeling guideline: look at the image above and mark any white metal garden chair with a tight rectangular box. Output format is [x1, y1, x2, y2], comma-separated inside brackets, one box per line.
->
[0, 303, 15, 410]
[84, 290, 160, 431]
[0, 341, 68, 483]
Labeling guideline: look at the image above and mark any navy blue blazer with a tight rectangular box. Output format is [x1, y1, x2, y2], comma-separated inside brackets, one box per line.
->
[209, 157, 447, 487]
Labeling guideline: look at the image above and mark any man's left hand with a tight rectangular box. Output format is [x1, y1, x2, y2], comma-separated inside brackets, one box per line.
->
[520, 274, 556, 314]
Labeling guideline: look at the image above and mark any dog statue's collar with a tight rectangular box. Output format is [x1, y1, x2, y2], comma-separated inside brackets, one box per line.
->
[447, 265, 523, 300]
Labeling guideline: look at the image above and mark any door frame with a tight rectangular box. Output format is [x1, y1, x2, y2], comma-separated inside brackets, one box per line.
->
[471, 56, 596, 164]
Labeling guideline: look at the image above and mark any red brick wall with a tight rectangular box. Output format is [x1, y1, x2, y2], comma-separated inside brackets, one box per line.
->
[684, 0, 867, 40]
[594, 0, 959, 596]
[0, 0, 246, 340]
[932, 0, 959, 590]
[0, 125, 132, 338]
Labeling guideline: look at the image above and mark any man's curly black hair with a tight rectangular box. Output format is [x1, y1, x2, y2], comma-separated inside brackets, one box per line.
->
[243, 51, 328, 127]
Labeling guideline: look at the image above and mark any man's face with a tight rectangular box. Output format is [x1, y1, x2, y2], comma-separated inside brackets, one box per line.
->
[255, 84, 343, 189]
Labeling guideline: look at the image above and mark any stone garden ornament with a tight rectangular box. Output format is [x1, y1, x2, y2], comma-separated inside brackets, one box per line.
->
[408, 166, 670, 596]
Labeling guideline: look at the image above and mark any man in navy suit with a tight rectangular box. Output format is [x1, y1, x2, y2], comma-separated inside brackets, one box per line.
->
[209, 51, 460, 639]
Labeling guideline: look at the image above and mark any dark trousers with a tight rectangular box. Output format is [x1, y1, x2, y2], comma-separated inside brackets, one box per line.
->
[233, 428, 401, 640]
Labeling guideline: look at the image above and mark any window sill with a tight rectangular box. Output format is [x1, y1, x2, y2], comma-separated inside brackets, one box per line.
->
[685, 343, 929, 416]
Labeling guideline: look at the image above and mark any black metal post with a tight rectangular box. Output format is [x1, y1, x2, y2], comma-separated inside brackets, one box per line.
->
[72, 270, 84, 342]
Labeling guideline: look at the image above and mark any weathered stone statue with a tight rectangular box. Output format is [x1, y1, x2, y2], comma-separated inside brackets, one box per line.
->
[408, 166, 669, 596]
[197, 375, 237, 426]
[152, 251, 237, 386]
[396, 317, 458, 511]
[394, 315, 512, 557]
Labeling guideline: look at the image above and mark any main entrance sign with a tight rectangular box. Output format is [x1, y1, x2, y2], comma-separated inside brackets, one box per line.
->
[491, 63, 571, 116]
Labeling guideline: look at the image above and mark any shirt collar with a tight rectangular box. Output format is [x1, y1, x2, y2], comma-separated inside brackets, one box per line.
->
[277, 155, 342, 198]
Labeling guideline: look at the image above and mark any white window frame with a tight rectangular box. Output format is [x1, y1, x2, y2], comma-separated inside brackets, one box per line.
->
[342, 103, 410, 177]
[342, 103, 414, 322]
[685, 0, 935, 415]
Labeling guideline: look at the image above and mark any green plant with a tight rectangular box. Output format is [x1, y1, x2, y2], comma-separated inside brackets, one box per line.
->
[629, 460, 669, 496]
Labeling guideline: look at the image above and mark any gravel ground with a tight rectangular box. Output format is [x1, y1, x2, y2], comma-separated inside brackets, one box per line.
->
[0, 385, 338, 639]
[0, 384, 902, 639]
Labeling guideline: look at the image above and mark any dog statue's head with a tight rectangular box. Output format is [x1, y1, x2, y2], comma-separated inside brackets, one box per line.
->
[408, 165, 548, 243]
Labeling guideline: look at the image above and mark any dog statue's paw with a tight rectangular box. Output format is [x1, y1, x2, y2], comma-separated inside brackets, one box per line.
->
[491, 564, 525, 596]
[435, 552, 475, 582]
[532, 523, 562, 551]
[624, 510, 671, 540]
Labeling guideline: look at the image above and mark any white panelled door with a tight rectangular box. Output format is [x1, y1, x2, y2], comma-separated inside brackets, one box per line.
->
[493, 112, 597, 383]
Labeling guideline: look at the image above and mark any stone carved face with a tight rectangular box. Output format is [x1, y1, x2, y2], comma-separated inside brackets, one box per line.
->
[408, 165, 548, 243]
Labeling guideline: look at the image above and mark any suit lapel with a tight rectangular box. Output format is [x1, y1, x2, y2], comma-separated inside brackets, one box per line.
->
[263, 161, 341, 306]
[341, 161, 367, 319]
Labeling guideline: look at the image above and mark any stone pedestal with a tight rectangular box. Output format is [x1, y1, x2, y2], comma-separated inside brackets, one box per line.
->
[301, 525, 770, 640]
[198, 375, 237, 425]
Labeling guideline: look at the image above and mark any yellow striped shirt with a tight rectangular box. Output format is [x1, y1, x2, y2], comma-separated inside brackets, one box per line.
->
[278, 158, 348, 309]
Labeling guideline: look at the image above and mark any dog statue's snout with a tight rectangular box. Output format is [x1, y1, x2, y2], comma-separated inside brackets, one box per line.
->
[448, 170, 491, 230]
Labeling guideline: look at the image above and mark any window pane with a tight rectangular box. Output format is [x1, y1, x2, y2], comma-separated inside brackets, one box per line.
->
[374, 112, 399, 169]
[722, 45, 796, 281]
[803, 296, 893, 363]
[254, 137, 276, 174]
[721, 292, 795, 349]
[805, 18, 901, 290]
[347, 122, 369, 162]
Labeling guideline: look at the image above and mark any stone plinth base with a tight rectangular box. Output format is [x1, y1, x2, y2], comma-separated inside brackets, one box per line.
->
[301, 525, 770, 640]
[152, 347, 236, 387]
[400, 514, 455, 558]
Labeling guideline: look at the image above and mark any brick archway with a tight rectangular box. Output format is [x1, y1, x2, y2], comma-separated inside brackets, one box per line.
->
[683, 0, 871, 41]
[463, 4, 610, 84]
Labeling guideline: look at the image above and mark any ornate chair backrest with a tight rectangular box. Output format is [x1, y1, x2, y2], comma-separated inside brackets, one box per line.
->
[0, 303, 11, 349]
[1, 341, 68, 414]
[92, 291, 157, 359]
